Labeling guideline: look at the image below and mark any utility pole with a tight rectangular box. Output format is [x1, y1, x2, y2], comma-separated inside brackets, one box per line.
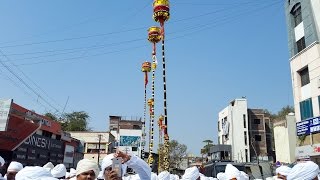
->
[97, 134, 102, 166]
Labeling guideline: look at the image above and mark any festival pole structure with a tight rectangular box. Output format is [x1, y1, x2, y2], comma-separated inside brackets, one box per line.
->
[152, 0, 170, 171]
[147, 98, 154, 166]
[147, 26, 162, 166]
[157, 115, 164, 172]
[141, 62, 151, 159]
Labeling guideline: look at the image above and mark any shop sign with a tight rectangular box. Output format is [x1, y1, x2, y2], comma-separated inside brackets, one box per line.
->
[296, 116, 320, 136]
[24, 134, 62, 150]
[0, 99, 12, 131]
[25, 111, 51, 127]
[63, 145, 74, 164]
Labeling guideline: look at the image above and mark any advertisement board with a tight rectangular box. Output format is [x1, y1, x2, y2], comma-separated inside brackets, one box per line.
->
[296, 116, 320, 136]
[63, 145, 74, 164]
[120, 136, 141, 147]
[12, 133, 64, 166]
[0, 99, 12, 131]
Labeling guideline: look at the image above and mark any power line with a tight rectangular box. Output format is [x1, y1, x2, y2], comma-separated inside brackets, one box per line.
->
[0, 0, 282, 67]
[0, 50, 61, 113]
[0, 0, 275, 50]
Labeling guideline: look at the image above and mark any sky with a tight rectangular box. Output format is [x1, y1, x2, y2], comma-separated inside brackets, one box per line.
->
[0, 0, 292, 156]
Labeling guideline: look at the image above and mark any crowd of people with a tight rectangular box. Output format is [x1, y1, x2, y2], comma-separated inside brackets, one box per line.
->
[1, 152, 320, 180]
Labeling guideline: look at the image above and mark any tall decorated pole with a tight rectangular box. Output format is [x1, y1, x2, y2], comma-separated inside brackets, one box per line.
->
[157, 115, 164, 172]
[147, 98, 154, 166]
[153, 0, 170, 171]
[147, 26, 162, 166]
[141, 62, 151, 159]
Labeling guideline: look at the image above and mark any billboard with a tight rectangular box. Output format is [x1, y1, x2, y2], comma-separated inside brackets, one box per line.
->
[120, 136, 141, 147]
[0, 99, 12, 131]
[63, 145, 74, 164]
[296, 116, 320, 136]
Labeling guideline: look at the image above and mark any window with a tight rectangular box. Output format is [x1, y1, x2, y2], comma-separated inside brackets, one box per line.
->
[243, 114, 246, 128]
[299, 67, 310, 87]
[300, 98, 313, 120]
[297, 37, 306, 53]
[291, 3, 302, 27]
[132, 147, 138, 151]
[218, 121, 220, 132]
[245, 149, 248, 162]
[244, 131, 247, 145]
[254, 119, 261, 124]
[255, 135, 262, 141]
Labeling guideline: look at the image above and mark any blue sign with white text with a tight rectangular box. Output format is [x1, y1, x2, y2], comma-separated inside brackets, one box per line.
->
[296, 116, 320, 136]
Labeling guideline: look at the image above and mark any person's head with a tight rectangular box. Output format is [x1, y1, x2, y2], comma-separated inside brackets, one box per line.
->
[287, 161, 319, 180]
[6, 161, 23, 180]
[51, 163, 66, 178]
[182, 166, 200, 180]
[275, 165, 291, 180]
[101, 153, 123, 180]
[76, 159, 99, 180]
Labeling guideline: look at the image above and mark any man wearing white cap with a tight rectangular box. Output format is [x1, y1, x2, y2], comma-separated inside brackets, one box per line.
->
[275, 165, 291, 180]
[75, 159, 99, 180]
[181, 166, 200, 180]
[6, 161, 23, 180]
[101, 150, 151, 180]
[287, 161, 319, 180]
[158, 171, 170, 180]
[15, 166, 58, 180]
[69, 168, 76, 179]
[51, 164, 67, 179]
[43, 162, 55, 171]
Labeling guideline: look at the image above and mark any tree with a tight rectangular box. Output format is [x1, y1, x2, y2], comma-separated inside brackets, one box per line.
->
[44, 112, 59, 121]
[62, 111, 91, 131]
[164, 140, 187, 170]
[44, 111, 91, 131]
[202, 140, 214, 161]
[276, 105, 294, 120]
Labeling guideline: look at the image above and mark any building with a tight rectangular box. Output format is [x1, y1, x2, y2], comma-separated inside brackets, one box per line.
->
[109, 115, 143, 157]
[68, 131, 115, 165]
[285, 0, 320, 162]
[217, 98, 274, 163]
[247, 109, 274, 162]
[273, 113, 296, 164]
[217, 98, 250, 162]
[0, 99, 83, 169]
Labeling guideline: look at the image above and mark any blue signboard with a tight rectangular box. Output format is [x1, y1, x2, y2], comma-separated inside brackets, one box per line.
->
[120, 136, 141, 147]
[296, 116, 320, 136]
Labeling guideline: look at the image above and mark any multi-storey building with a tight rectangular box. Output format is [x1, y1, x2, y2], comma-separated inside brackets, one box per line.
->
[247, 109, 274, 162]
[217, 98, 250, 162]
[69, 131, 115, 165]
[285, 0, 320, 162]
[109, 115, 143, 157]
[217, 98, 274, 163]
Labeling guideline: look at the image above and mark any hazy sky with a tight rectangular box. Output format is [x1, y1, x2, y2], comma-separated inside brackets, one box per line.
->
[0, 0, 292, 155]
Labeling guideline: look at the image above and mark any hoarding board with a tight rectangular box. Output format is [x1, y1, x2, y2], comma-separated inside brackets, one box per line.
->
[0, 99, 12, 131]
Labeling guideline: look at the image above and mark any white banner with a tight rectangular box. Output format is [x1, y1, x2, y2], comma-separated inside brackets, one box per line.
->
[0, 99, 12, 131]
[63, 145, 74, 164]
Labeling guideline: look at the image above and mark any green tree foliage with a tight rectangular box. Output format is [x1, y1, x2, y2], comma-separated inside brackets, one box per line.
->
[44, 112, 59, 121]
[44, 111, 91, 131]
[276, 105, 295, 120]
[168, 140, 187, 169]
[202, 139, 214, 154]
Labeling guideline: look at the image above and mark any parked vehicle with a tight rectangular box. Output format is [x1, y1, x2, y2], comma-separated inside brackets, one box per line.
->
[203, 161, 274, 179]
